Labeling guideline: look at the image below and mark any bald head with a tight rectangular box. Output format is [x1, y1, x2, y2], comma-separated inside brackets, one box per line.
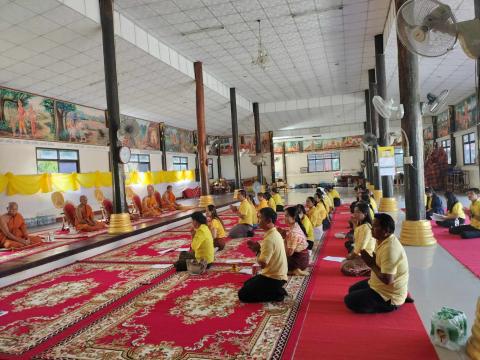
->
[7, 202, 18, 216]
[147, 185, 155, 195]
[79, 195, 88, 205]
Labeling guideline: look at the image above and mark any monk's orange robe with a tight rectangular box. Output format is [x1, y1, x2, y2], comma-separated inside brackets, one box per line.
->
[0, 213, 42, 249]
[142, 195, 162, 217]
[75, 204, 107, 232]
[162, 191, 179, 211]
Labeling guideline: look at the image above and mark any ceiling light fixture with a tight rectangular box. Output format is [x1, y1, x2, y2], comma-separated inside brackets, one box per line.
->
[181, 25, 225, 36]
[290, 4, 343, 19]
[251, 19, 268, 71]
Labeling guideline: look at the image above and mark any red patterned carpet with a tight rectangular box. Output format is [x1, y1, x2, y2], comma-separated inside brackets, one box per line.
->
[0, 262, 173, 358]
[37, 267, 311, 360]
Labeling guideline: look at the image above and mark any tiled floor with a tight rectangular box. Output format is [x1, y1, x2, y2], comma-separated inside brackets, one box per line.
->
[284, 187, 479, 360]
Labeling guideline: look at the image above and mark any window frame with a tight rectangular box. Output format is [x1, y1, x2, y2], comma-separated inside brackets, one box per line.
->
[463, 132, 476, 165]
[172, 156, 189, 171]
[307, 152, 340, 173]
[207, 158, 214, 179]
[36, 147, 80, 174]
[440, 139, 452, 165]
[126, 153, 151, 172]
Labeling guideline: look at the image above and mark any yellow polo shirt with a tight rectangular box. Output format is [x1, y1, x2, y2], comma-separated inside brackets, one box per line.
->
[426, 196, 433, 211]
[307, 206, 321, 228]
[191, 224, 214, 264]
[249, 201, 258, 225]
[352, 223, 375, 256]
[268, 198, 277, 212]
[330, 189, 340, 199]
[316, 202, 328, 222]
[210, 218, 225, 238]
[258, 227, 288, 281]
[272, 193, 284, 206]
[257, 199, 268, 210]
[368, 234, 409, 306]
[370, 197, 378, 212]
[324, 194, 334, 210]
[239, 199, 253, 226]
[301, 215, 314, 241]
[449, 202, 466, 220]
[470, 199, 480, 229]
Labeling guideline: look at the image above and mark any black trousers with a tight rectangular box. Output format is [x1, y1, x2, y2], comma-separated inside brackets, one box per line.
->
[344, 279, 398, 313]
[436, 218, 465, 228]
[334, 198, 341, 207]
[238, 275, 287, 303]
[344, 239, 354, 253]
[449, 224, 480, 239]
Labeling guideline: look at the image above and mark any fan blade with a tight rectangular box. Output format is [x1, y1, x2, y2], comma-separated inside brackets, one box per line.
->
[372, 96, 392, 119]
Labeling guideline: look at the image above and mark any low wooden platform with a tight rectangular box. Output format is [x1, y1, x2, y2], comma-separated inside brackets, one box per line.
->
[0, 194, 236, 279]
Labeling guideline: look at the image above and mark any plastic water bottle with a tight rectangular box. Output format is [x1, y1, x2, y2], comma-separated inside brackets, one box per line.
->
[48, 232, 54, 242]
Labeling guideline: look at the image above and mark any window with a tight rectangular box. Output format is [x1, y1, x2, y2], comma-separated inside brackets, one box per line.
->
[126, 154, 150, 172]
[207, 158, 214, 179]
[36, 148, 79, 174]
[172, 156, 188, 171]
[307, 152, 340, 173]
[394, 147, 404, 173]
[463, 133, 476, 165]
[441, 139, 452, 164]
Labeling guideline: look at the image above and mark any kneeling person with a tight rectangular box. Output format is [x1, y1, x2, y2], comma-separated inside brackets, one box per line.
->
[0, 202, 42, 249]
[238, 207, 288, 303]
[229, 190, 253, 238]
[344, 213, 409, 313]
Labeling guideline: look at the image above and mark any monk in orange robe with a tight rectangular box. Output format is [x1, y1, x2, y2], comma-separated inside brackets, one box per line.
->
[142, 185, 162, 216]
[162, 185, 181, 211]
[75, 196, 107, 232]
[0, 202, 43, 249]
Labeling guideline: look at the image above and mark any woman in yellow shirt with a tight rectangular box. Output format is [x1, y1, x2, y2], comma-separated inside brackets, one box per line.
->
[272, 188, 284, 212]
[248, 194, 259, 229]
[256, 192, 269, 211]
[314, 192, 329, 229]
[306, 197, 323, 240]
[437, 192, 466, 228]
[341, 202, 375, 277]
[297, 204, 314, 249]
[206, 204, 226, 250]
[265, 192, 277, 213]
[327, 185, 341, 207]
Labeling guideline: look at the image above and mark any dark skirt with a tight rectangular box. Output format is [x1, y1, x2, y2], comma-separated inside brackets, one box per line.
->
[287, 249, 309, 271]
[334, 198, 341, 207]
[214, 237, 226, 250]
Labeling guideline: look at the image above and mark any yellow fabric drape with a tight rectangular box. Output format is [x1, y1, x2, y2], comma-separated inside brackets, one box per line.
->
[0, 170, 196, 196]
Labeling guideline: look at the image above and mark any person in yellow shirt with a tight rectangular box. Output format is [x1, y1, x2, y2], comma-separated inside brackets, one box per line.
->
[450, 188, 480, 238]
[436, 192, 466, 228]
[360, 193, 376, 220]
[248, 194, 259, 229]
[256, 192, 269, 211]
[306, 197, 325, 240]
[229, 190, 254, 238]
[315, 191, 332, 214]
[327, 185, 341, 207]
[271, 188, 284, 212]
[238, 207, 288, 303]
[314, 193, 329, 229]
[341, 202, 375, 277]
[265, 192, 277, 213]
[206, 204, 226, 250]
[174, 211, 214, 271]
[344, 213, 412, 313]
[296, 204, 314, 249]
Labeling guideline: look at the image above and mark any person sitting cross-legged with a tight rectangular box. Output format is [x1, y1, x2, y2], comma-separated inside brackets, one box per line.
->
[425, 187, 444, 220]
[162, 185, 181, 211]
[0, 202, 43, 249]
[436, 191, 466, 228]
[75, 196, 107, 232]
[296, 204, 314, 250]
[229, 189, 254, 238]
[280, 206, 309, 276]
[238, 207, 288, 303]
[344, 213, 411, 313]
[271, 188, 285, 212]
[449, 188, 480, 239]
[142, 184, 162, 217]
[206, 204, 226, 250]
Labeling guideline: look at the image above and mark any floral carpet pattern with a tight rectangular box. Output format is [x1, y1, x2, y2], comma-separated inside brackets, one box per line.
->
[0, 262, 172, 356]
[38, 267, 310, 360]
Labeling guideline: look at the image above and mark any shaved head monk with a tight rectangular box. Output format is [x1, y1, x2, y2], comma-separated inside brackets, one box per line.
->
[75, 196, 107, 232]
[142, 185, 162, 217]
[162, 185, 181, 211]
[0, 202, 42, 249]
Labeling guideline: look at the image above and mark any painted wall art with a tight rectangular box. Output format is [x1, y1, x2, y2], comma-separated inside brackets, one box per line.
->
[120, 115, 160, 150]
[455, 94, 477, 131]
[437, 110, 450, 138]
[164, 125, 195, 153]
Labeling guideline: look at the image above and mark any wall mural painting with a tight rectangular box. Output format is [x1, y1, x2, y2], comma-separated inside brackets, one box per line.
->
[261, 132, 271, 153]
[273, 142, 284, 154]
[285, 141, 302, 153]
[219, 137, 233, 155]
[455, 94, 477, 131]
[423, 126, 433, 141]
[55, 101, 108, 145]
[302, 135, 363, 152]
[164, 125, 195, 153]
[120, 115, 160, 150]
[240, 134, 256, 153]
[0, 87, 55, 141]
[437, 110, 450, 138]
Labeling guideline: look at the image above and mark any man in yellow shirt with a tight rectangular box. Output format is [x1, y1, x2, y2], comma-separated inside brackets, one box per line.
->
[256, 193, 269, 211]
[229, 190, 254, 238]
[450, 188, 480, 239]
[238, 207, 288, 303]
[271, 188, 284, 212]
[344, 213, 411, 313]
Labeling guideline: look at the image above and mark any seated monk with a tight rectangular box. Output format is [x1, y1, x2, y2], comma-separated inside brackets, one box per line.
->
[75, 195, 107, 232]
[142, 185, 162, 217]
[162, 185, 181, 211]
[0, 202, 42, 249]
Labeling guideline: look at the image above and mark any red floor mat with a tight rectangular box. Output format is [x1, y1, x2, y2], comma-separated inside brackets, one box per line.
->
[292, 209, 438, 360]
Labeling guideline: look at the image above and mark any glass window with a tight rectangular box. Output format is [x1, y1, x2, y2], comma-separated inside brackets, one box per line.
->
[394, 147, 404, 174]
[126, 153, 150, 172]
[307, 152, 340, 172]
[173, 156, 188, 171]
[440, 139, 452, 165]
[463, 133, 476, 165]
[36, 148, 79, 174]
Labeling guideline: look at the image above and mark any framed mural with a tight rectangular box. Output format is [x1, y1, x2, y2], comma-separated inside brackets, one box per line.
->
[261, 132, 271, 153]
[285, 140, 302, 153]
[302, 136, 362, 152]
[0, 87, 55, 141]
[273, 142, 284, 154]
[55, 101, 108, 145]
[423, 126, 433, 140]
[455, 94, 477, 131]
[437, 110, 450, 138]
[240, 134, 256, 153]
[164, 125, 195, 153]
[219, 137, 233, 155]
[120, 115, 160, 150]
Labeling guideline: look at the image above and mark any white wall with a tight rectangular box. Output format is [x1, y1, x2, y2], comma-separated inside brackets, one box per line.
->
[165, 152, 196, 171]
[220, 153, 273, 183]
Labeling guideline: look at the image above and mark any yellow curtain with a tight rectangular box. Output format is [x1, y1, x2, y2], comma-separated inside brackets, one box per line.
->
[0, 170, 196, 196]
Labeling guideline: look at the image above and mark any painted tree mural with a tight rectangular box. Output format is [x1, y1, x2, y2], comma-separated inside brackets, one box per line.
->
[55, 101, 77, 140]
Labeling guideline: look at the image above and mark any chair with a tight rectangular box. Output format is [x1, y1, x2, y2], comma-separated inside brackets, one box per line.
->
[63, 203, 76, 229]
[102, 198, 113, 223]
[132, 194, 143, 216]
